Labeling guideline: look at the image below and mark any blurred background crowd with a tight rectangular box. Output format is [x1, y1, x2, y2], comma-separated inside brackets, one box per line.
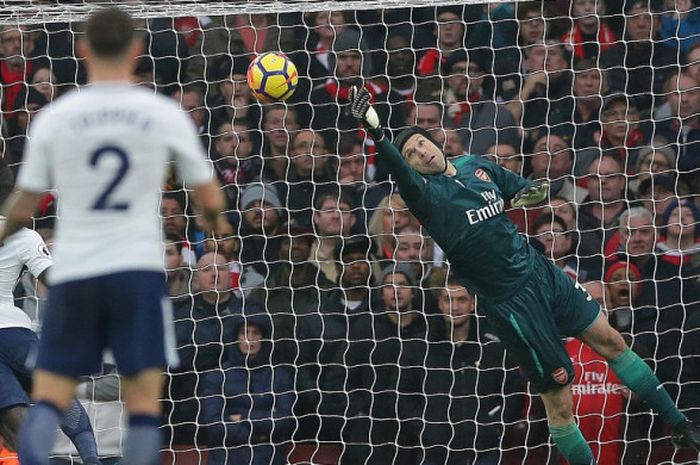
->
[1, 1, 699, 465]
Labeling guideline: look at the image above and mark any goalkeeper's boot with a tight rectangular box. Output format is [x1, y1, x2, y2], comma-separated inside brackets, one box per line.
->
[671, 420, 700, 451]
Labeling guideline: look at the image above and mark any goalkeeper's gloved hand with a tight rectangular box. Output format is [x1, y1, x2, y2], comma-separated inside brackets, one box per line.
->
[511, 179, 549, 208]
[349, 85, 384, 141]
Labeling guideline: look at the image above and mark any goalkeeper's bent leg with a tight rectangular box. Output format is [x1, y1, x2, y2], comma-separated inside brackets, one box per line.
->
[580, 314, 687, 427]
[609, 348, 686, 427]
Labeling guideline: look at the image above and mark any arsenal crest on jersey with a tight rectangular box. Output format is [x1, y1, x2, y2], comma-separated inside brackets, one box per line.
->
[474, 168, 491, 182]
[552, 367, 569, 385]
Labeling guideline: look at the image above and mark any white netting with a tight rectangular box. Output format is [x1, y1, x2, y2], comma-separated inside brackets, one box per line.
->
[3, 1, 699, 465]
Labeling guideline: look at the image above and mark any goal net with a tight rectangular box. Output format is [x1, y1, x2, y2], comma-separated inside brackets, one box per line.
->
[3, 1, 699, 465]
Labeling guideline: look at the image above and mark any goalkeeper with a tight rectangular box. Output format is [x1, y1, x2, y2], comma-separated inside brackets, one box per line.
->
[349, 86, 700, 465]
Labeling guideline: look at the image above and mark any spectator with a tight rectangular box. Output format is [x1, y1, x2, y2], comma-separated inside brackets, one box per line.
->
[160, 192, 196, 265]
[4, 87, 48, 175]
[601, 0, 677, 115]
[439, 50, 519, 155]
[383, 26, 416, 132]
[603, 258, 642, 334]
[507, 40, 573, 137]
[657, 198, 700, 259]
[165, 252, 242, 446]
[416, 6, 467, 77]
[549, 196, 579, 233]
[618, 206, 700, 432]
[655, 71, 700, 194]
[443, 128, 466, 158]
[164, 233, 189, 298]
[343, 264, 428, 465]
[548, 58, 605, 151]
[484, 143, 523, 175]
[630, 141, 676, 196]
[394, 225, 440, 309]
[307, 28, 388, 148]
[171, 85, 208, 140]
[660, 0, 700, 53]
[286, 129, 337, 228]
[202, 218, 247, 297]
[337, 133, 368, 187]
[406, 101, 445, 143]
[529, 131, 587, 204]
[295, 236, 375, 442]
[596, 94, 649, 172]
[562, 0, 617, 60]
[260, 104, 300, 183]
[29, 66, 57, 102]
[490, 2, 547, 80]
[185, 14, 295, 87]
[210, 58, 260, 130]
[310, 190, 357, 283]
[637, 173, 685, 225]
[211, 121, 258, 215]
[200, 308, 294, 465]
[0, 25, 48, 118]
[304, 11, 349, 84]
[248, 223, 332, 365]
[685, 41, 700, 83]
[238, 184, 285, 275]
[565, 329, 628, 465]
[423, 276, 524, 465]
[533, 214, 581, 281]
[680, 308, 700, 423]
[578, 155, 629, 274]
[367, 193, 419, 261]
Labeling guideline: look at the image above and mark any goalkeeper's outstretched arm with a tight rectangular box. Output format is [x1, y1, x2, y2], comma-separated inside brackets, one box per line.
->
[349, 86, 426, 202]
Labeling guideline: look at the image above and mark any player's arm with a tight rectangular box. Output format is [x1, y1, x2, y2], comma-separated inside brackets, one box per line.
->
[190, 180, 227, 232]
[486, 159, 548, 207]
[0, 190, 44, 244]
[349, 86, 426, 201]
[168, 104, 227, 232]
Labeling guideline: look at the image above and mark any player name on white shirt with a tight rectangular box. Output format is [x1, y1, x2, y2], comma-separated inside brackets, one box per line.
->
[17, 84, 213, 284]
[0, 225, 53, 330]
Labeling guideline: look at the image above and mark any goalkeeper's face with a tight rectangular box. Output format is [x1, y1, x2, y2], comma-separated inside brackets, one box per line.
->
[401, 134, 446, 175]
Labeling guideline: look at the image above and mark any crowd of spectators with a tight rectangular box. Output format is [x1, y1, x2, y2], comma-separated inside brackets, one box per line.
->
[2, 1, 700, 464]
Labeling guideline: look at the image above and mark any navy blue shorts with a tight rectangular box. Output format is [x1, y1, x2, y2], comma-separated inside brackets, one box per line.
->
[0, 327, 37, 410]
[36, 271, 176, 378]
[480, 254, 600, 393]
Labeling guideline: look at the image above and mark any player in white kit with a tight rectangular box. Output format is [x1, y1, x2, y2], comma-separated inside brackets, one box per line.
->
[0, 7, 225, 465]
[0, 222, 102, 464]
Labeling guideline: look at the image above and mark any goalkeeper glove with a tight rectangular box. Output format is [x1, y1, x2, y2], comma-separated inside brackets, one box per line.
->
[511, 179, 549, 208]
[349, 86, 384, 140]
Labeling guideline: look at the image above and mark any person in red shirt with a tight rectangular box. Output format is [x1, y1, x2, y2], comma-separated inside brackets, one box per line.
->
[0, 25, 47, 119]
[561, 0, 617, 60]
[564, 337, 627, 465]
[416, 6, 466, 77]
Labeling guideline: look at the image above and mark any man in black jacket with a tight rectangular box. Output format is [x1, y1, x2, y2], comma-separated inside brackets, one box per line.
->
[164, 252, 242, 446]
[295, 236, 375, 442]
[423, 275, 525, 465]
[343, 263, 429, 465]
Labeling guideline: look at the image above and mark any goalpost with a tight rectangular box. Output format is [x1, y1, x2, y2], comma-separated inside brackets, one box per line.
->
[3, 1, 699, 465]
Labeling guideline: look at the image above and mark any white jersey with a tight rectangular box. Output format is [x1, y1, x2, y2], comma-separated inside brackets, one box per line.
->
[0, 226, 53, 329]
[17, 84, 212, 284]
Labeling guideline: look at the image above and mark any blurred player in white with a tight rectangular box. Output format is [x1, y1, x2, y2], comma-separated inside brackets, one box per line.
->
[0, 7, 224, 465]
[0, 221, 102, 464]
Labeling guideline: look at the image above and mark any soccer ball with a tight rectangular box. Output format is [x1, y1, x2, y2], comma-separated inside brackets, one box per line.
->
[247, 52, 298, 103]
